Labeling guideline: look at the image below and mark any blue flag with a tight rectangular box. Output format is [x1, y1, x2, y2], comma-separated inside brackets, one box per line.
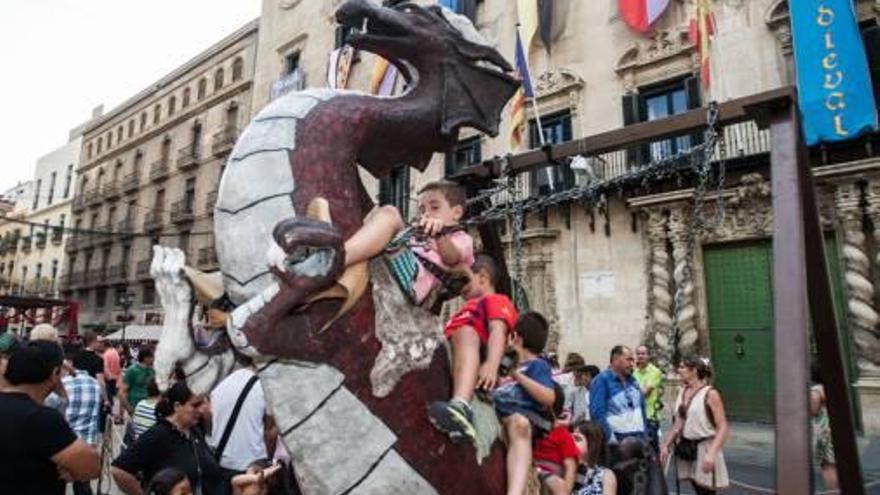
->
[790, 0, 878, 145]
[515, 31, 534, 98]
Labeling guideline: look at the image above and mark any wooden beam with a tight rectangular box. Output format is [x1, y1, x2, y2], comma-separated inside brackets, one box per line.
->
[452, 86, 795, 180]
[767, 95, 812, 495]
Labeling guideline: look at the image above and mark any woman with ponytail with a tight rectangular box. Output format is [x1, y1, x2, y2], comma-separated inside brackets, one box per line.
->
[111, 382, 224, 495]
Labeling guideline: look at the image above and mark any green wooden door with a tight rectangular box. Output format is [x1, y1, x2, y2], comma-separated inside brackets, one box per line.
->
[704, 242, 775, 421]
[703, 237, 852, 423]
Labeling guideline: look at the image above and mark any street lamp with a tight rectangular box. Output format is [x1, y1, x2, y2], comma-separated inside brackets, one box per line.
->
[118, 291, 135, 343]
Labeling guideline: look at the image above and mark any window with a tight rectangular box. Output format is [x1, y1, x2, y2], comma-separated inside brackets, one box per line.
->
[161, 137, 172, 161]
[168, 96, 176, 116]
[622, 76, 700, 165]
[117, 126, 124, 143]
[87, 143, 93, 159]
[445, 136, 482, 177]
[156, 188, 165, 212]
[128, 119, 135, 138]
[197, 78, 207, 100]
[153, 104, 161, 124]
[107, 132, 113, 148]
[134, 150, 143, 173]
[190, 122, 202, 154]
[285, 51, 301, 75]
[226, 103, 239, 130]
[96, 288, 107, 308]
[97, 137, 103, 154]
[47, 172, 56, 206]
[140, 112, 147, 131]
[34, 263, 42, 281]
[32, 179, 41, 210]
[114, 160, 123, 182]
[184, 177, 196, 212]
[214, 68, 225, 91]
[51, 260, 58, 290]
[529, 111, 574, 196]
[232, 57, 244, 82]
[143, 282, 156, 305]
[182, 87, 191, 107]
[63, 165, 73, 198]
[179, 230, 190, 256]
[107, 207, 117, 227]
[378, 165, 410, 220]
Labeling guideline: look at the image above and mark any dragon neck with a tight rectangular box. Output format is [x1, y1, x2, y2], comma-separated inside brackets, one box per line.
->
[357, 73, 451, 170]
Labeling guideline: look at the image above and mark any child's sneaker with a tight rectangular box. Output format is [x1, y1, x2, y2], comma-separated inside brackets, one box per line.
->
[428, 399, 476, 443]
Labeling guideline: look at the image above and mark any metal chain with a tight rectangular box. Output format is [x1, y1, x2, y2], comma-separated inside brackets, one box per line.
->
[506, 159, 527, 309]
[667, 102, 726, 366]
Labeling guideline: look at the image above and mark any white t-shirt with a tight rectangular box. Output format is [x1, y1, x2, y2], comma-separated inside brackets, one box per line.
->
[208, 368, 267, 471]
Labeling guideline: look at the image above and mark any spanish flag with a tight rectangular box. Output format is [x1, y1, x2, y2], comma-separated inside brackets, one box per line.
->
[689, 0, 715, 92]
[510, 31, 535, 150]
[510, 0, 538, 150]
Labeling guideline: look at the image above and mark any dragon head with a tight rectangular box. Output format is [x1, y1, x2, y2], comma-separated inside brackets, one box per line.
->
[336, 0, 519, 139]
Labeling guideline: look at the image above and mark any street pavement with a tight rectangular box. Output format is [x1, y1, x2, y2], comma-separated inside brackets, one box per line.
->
[664, 421, 880, 494]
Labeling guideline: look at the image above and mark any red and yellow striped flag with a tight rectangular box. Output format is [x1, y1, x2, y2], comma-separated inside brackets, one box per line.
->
[689, 0, 715, 92]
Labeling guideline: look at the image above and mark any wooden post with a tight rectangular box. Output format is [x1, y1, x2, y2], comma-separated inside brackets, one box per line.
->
[764, 97, 865, 494]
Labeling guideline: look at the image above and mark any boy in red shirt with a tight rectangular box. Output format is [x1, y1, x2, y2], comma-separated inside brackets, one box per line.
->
[533, 383, 581, 494]
[428, 254, 518, 443]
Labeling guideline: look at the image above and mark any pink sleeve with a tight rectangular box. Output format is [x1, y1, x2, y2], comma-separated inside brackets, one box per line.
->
[451, 232, 475, 266]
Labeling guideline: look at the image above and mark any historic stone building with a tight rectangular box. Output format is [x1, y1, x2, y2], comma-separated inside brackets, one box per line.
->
[249, 0, 880, 430]
[63, 20, 259, 331]
[0, 182, 35, 296]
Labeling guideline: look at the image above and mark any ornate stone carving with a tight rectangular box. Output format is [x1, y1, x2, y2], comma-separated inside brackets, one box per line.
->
[668, 207, 700, 359]
[765, 0, 793, 55]
[643, 209, 674, 368]
[858, 179, 880, 374]
[701, 173, 773, 243]
[505, 229, 562, 352]
[534, 69, 585, 100]
[616, 29, 697, 92]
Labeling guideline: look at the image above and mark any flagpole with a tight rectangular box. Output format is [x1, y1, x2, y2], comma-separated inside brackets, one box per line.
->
[516, 22, 554, 191]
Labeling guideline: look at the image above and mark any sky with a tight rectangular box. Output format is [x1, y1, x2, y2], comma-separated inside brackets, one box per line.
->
[0, 0, 261, 193]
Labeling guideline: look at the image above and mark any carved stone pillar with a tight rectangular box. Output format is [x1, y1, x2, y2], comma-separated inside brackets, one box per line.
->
[668, 207, 699, 360]
[835, 182, 880, 376]
[643, 209, 674, 368]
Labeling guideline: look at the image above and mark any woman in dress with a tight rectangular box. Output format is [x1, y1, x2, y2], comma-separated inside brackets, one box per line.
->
[570, 421, 616, 495]
[660, 356, 730, 494]
[811, 362, 838, 490]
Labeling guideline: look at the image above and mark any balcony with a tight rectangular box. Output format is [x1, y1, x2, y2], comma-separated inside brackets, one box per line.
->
[206, 191, 218, 215]
[117, 219, 135, 240]
[150, 159, 170, 182]
[65, 235, 79, 253]
[51, 227, 63, 245]
[122, 173, 140, 193]
[212, 127, 238, 156]
[136, 259, 152, 280]
[108, 264, 129, 285]
[198, 245, 218, 269]
[67, 271, 85, 290]
[171, 200, 195, 224]
[177, 145, 201, 171]
[24, 279, 53, 296]
[86, 268, 107, 287]
[143, 211, 162, 231]
[72, 196, 87, 213]
[20, 235, 32, 253]
[98, 227, 114, 246]
[34, 232, 47, 249]
[86, 188, 102, 208]
[102, 182, 121, 201]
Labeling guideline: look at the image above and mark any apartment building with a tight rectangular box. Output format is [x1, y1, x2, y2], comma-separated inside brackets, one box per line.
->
[63, 20, 259, 329]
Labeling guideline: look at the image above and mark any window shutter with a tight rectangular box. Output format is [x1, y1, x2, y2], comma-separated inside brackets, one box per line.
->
[684, 76, 702, 109]
[622, 94, 639, 126]
[862, 25, 880, 107]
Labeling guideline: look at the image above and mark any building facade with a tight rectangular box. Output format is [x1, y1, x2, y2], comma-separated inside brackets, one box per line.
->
[63, 20, 259, 331]
[248, 0, 880, 430]
[0, 182, 35, 296]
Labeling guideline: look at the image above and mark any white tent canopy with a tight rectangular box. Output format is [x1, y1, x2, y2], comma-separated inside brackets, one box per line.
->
[103, 325, 162, 342]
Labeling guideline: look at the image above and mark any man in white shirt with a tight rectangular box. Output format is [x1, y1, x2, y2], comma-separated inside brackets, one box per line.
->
[208, 358, 268, 478]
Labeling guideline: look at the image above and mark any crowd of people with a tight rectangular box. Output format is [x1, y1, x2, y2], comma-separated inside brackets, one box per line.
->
[0, 178, 840, 495]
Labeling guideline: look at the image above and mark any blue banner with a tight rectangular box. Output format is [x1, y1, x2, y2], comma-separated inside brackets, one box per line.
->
[790, 0, 878, 145]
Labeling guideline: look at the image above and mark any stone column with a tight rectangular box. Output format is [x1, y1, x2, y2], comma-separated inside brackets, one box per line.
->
[668, 207, 699, 360]
[643, 208, 674, 368]
[855, 179, 880, 434]
[836, 182, 880, 375]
